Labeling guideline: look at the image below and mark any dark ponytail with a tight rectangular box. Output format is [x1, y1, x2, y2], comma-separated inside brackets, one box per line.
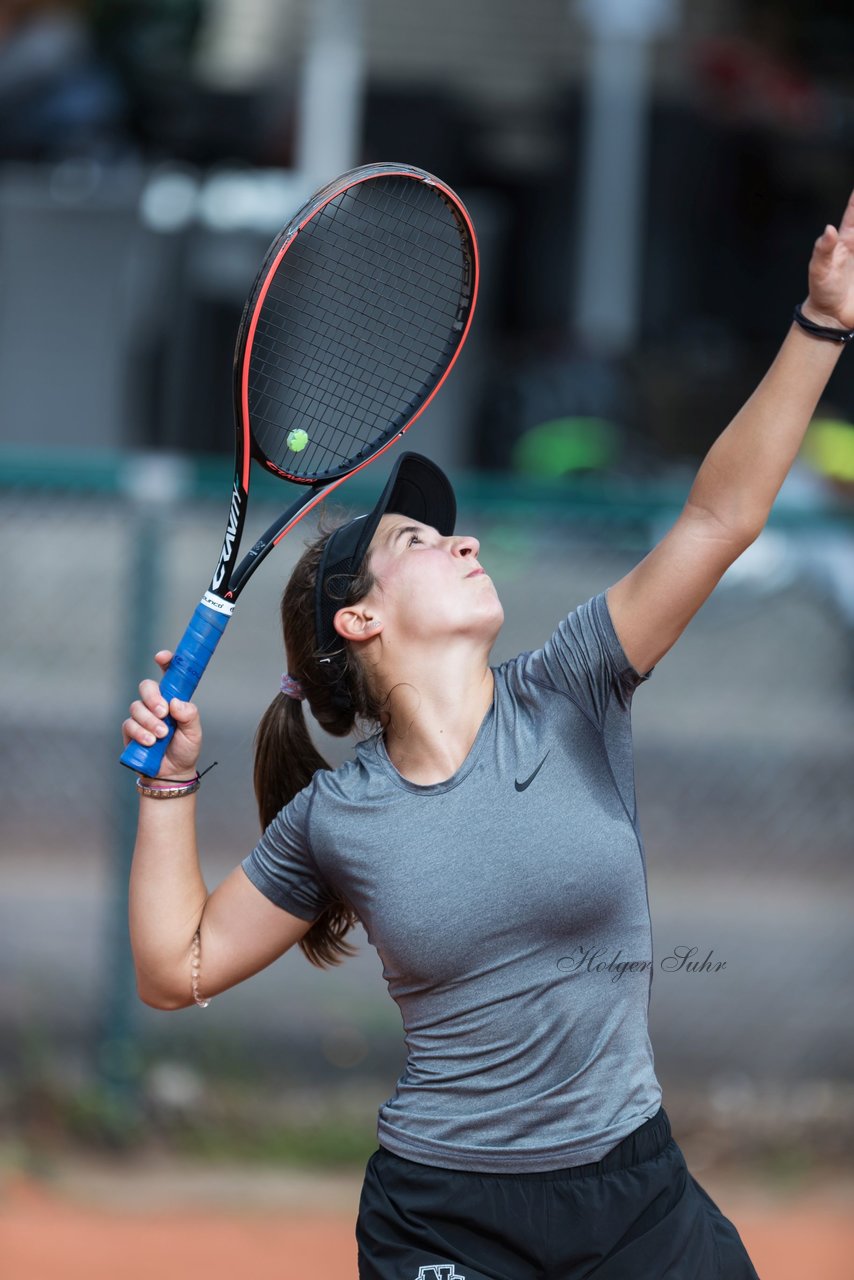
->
[253, 510, 385, 969]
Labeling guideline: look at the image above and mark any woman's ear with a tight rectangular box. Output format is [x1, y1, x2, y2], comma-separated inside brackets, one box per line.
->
[334, 608, 383, 643]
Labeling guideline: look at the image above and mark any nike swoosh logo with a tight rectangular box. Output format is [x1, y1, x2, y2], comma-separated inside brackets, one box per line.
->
[515, 750, 550, 792]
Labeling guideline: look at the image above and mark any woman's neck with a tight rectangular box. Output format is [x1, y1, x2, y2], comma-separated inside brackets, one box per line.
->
[380, 666, 495, 785]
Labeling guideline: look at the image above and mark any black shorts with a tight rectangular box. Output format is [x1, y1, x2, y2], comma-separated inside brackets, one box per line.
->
[355, 1106, 761, 1279]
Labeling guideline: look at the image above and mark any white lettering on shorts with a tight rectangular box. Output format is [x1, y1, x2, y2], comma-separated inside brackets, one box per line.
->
[412, 1266, 467, 1280]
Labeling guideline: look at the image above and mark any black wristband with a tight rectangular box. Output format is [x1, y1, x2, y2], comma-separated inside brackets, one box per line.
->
[136, 761, 218, 786]
[792, 302, 854, 344]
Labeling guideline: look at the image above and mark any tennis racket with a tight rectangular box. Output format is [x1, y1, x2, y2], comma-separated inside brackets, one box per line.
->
[120, 161, 478, 774]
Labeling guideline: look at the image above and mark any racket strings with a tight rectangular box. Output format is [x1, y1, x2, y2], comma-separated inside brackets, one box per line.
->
[255, 189, 462, 467]
[250, 325, 442, 462]
[252, 291, 443, 419]
[246, 175, 472, 479]
[250, 338, 431, 473]
[283, 207, 464, 315]
[259, 257, 458, 369]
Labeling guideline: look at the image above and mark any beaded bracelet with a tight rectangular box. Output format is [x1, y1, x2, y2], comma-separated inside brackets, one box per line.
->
[191, 928, 210, 1008]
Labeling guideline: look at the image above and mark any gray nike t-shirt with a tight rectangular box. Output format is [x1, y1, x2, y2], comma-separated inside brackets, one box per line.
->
[241, 589, 663, 1172]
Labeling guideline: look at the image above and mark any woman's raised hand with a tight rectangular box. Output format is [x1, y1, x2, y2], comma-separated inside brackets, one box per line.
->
[121, 650, 203, 779]
[804, 185, 854, 331]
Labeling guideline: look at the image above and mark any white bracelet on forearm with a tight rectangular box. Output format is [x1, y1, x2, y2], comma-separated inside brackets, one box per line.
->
[191, 928, 210, 1008]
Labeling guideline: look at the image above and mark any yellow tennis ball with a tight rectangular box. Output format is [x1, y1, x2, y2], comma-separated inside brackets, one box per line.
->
[287, 428, 309, 452]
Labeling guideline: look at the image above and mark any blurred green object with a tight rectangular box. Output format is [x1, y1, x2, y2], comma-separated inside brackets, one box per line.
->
[512, 416, 621, 478]
[800, 417, 854, 483]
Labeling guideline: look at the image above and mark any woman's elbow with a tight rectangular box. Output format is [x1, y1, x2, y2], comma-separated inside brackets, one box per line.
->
[135, 977, 193, 1011]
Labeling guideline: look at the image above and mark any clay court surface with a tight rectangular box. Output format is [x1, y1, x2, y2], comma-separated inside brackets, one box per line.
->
[2, 1157, 853, 1279]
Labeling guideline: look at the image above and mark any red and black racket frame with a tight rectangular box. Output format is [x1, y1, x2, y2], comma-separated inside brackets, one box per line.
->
[119, 162, 479, 775]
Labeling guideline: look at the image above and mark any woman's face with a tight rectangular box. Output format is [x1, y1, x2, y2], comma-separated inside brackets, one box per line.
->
[343, 511, 504, 650]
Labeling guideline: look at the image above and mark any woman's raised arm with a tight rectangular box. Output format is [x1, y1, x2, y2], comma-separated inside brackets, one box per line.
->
[606, 185, 854, 678]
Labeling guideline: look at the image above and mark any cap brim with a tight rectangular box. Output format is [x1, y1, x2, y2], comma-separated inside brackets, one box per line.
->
[350, 451, 456, 565]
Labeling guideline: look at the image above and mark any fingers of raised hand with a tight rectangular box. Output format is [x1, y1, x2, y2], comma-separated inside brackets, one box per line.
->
[838, 187, 854, 236]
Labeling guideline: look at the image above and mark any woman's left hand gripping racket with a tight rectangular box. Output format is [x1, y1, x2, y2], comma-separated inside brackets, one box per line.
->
[120, 161, 478, 774]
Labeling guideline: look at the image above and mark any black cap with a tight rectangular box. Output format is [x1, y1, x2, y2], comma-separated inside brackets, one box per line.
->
[314, 452, 457, 706]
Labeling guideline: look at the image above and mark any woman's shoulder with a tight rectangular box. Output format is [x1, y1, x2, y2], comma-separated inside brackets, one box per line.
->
[492, 590, 650, 723]
[489, 592, 604, 698]
[312, 734, 388, 801]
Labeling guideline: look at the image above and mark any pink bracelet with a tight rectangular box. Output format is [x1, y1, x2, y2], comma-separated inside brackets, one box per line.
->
[191, 928, 210, 1008]
[137, 774, 200, 799]
[135, 762, 218, 800]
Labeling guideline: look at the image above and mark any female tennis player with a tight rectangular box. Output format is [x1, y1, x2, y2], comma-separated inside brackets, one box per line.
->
[123, 188, 854, 1279]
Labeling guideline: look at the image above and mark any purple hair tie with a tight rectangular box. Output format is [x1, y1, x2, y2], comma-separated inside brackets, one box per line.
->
[280, 673, 306, 700]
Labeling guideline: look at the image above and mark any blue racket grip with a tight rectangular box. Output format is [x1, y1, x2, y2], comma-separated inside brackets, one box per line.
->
[119, 593, 233, 775]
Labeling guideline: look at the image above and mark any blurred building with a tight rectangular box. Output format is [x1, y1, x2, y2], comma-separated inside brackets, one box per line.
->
[0, 0, 851, 471]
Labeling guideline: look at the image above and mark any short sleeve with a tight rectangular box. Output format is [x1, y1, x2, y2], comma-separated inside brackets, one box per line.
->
[241, 780, 337, 922]
[517, 590, 654, 725]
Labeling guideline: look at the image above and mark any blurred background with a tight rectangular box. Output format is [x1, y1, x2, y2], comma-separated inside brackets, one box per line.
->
[1, 0, 853, 1276]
